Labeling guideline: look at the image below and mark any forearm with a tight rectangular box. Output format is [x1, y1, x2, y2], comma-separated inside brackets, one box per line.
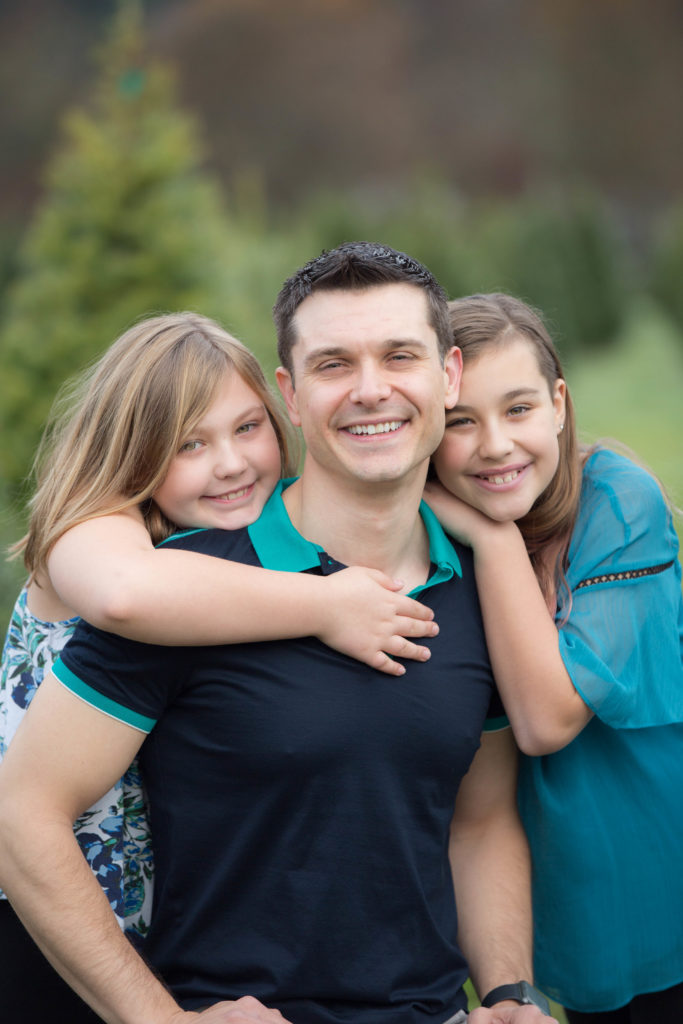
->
[48, 516, 437, 675]
[48, 516, 333, 645]
[73, 548, 338, 645]
[0, 808, 185, 1024]
[450, 804, 533, 999]
[472, 524, 590, 754]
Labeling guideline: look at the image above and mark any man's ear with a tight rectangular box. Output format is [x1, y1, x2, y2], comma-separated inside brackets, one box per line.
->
[275, 367, 301, 427]
[443, 346, 462, 410]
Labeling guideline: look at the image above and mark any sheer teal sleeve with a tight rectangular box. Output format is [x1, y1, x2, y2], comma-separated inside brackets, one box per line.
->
[556, 449, 683, 728]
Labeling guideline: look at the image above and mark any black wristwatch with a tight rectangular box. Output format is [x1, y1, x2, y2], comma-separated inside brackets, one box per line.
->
[481, 981, 551, 1015]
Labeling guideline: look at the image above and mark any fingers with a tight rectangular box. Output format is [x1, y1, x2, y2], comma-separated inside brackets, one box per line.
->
[371, 636, 433, 675]
[385, 635, 432, 662]
[394, 614, 439, 639]
[371, 652, 407, 677]
[396, 596, 436, 621]
[195, 996, 287, 1023]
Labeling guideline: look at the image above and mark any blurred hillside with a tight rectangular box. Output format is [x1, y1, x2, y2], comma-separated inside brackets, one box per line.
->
[2, 0, 682, 233]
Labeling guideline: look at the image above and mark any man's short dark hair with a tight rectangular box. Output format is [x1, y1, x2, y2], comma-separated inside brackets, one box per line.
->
[273, 241, 451, 375]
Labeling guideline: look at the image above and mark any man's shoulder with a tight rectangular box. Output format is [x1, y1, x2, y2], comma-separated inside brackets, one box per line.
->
[158, 525, 259, 565]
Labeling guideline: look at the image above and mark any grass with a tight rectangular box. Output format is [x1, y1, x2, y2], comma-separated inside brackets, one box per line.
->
[569, 299, 683, 517]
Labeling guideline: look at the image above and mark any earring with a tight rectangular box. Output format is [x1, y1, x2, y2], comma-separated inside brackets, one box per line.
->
[558, 423, 565, 433]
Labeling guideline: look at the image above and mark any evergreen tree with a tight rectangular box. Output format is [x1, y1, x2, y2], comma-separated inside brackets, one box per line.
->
[0, 0, 237, 494]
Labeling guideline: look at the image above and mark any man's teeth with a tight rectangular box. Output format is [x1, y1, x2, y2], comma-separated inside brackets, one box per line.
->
[347, 421, 403, 436]
[483, 470, 521, 485]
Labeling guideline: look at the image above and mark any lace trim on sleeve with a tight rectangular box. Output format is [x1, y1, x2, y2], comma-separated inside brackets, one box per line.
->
[575, 560, 674, 590]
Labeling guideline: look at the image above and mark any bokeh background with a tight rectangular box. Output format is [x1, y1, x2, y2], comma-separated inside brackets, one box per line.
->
[0, 1, 682, 1016]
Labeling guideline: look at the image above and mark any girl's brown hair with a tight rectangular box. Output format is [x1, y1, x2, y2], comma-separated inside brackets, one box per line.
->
[18, 312, 298, 579]
[447, 293, 582, 601]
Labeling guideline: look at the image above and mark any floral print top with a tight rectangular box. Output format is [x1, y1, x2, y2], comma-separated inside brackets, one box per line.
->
[0, 587, 153, 941]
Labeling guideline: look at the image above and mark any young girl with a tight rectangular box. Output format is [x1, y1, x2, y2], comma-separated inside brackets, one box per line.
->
[0, 311, 436, 1022]
[424, 293, 683, 1023]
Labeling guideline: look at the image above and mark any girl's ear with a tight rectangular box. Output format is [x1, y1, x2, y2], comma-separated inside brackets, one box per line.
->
[275, 367, 301, 427]
[553, 378, 567, 431]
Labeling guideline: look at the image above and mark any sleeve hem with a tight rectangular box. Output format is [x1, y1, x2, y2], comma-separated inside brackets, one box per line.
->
[53, 658, 156, 734]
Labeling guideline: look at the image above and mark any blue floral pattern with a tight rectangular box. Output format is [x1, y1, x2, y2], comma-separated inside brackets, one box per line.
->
[0, 588, 154, 940]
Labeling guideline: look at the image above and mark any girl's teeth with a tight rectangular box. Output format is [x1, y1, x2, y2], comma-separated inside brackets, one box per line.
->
[487, 470, 520, 484]
[216, 487, 248, 500]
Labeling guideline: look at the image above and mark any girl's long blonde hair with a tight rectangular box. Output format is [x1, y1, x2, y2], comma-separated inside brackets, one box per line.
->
[19, 312, 298, 579]
[447, 293, 583, 602]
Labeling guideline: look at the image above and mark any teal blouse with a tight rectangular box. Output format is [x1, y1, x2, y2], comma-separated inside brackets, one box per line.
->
[518, 448, 683, 1012]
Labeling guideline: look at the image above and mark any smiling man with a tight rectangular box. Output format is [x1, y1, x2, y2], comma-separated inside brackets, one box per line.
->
[0, 243, 554, 1024]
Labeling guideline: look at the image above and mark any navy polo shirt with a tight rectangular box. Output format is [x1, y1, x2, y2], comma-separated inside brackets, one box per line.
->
[55, 481, 505, 1024]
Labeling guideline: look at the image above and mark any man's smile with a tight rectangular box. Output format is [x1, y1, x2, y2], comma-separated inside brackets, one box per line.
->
[345, 420, 406, 436]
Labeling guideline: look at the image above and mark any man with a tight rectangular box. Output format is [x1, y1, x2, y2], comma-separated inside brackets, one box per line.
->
[0, 243, 554, 1024]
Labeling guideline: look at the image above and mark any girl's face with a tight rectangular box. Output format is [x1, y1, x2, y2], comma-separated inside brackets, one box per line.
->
[153, 371, 282, 531]
[432, 335, 566, 523]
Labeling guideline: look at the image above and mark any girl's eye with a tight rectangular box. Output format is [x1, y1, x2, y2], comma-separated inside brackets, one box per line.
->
[179, 439, 202, 453]
[508, 405, 530, 417]
[235, 421, 259, 435]
[446, 416, 473, 428]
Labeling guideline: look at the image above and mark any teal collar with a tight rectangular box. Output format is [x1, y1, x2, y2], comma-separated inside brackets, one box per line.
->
[248, 479, 462, 596]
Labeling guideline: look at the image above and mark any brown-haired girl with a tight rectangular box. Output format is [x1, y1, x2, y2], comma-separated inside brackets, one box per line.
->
[425, 293, 683, 1023]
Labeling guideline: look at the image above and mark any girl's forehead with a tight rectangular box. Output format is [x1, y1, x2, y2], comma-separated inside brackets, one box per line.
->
[464, 334, 540, 373]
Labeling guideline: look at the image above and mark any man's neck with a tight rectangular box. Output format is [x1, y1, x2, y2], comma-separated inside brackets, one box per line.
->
[283, 461, 432, 593]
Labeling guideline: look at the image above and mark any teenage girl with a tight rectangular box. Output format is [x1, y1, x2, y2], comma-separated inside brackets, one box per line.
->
[424, 293, 683, 1023]
[0, 311, 436, 1023]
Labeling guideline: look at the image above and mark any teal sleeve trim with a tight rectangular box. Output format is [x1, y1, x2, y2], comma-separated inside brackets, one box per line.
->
[53, 658, 156, 734]
[482, 715, 510, 733]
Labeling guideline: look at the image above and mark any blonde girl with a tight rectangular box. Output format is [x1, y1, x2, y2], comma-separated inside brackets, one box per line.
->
[0, 311, 435, 1022]
[425, 293, 683, 1023]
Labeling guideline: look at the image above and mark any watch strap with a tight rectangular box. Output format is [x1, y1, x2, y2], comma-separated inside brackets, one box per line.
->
[481, 981, 550, 1014]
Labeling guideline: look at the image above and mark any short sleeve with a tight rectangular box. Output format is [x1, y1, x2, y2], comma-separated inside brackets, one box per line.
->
[56, 619, 190, 731]
[557, 450, 683, 728]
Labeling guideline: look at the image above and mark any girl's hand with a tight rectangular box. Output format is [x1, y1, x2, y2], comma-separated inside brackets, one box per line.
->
[423, 480, 500, 549]
[319, 566, 439, 677]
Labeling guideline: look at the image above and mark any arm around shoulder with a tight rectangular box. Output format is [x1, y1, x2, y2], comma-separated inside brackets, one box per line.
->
[47, 513, 438, 673]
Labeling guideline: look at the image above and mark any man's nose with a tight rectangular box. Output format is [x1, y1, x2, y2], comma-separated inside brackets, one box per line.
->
[349, 363, 392, 406]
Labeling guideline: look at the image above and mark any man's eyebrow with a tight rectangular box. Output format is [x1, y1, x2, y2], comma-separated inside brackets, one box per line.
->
[302, 346, 347, 370]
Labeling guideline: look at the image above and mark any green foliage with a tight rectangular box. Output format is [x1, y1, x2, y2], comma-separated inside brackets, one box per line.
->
[0, 0, 239, 495]
[650, 202, 683, 337]
[295, 183, 627, 363]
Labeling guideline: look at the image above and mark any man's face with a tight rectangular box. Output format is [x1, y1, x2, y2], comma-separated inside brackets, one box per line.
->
[276, 283, 461, 488]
